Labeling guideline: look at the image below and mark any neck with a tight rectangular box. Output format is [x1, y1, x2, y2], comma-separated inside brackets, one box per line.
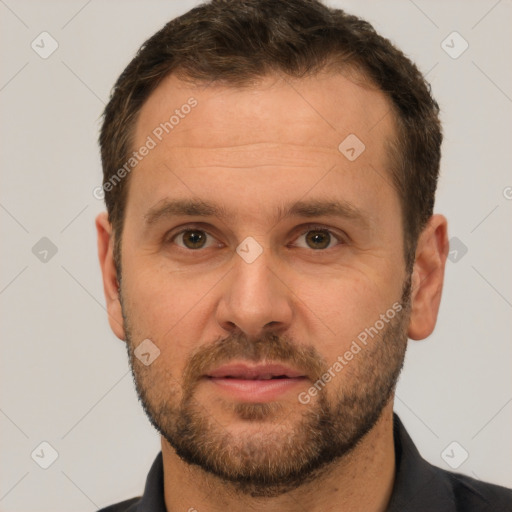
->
[162, 403, 396, 512]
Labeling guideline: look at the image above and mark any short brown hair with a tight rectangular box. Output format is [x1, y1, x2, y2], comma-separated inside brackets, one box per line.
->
[99, 0, 442, 272]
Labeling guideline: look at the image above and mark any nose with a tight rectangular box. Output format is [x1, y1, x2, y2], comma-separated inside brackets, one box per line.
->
[215, 247, 294, 339]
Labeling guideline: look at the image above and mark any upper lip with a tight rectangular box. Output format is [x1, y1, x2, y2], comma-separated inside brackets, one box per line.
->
[205, 362, 306, 380]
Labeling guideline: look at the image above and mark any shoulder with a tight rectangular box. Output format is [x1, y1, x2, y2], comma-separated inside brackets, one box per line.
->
[97, 497, 141, 512]
[443, 469, 512, 511]
[390, 414, 512, 511]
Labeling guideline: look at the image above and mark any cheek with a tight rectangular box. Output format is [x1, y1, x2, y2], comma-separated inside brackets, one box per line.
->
[123, 258, 206, 322]
[121, 258, 220, 365]
[296, 269, 401, 356]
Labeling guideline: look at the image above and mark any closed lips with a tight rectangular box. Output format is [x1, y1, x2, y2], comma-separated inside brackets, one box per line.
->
[206, 363, 306, 380]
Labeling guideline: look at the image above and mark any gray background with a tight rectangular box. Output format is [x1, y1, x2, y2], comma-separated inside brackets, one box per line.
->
[1, 0, 511, 510]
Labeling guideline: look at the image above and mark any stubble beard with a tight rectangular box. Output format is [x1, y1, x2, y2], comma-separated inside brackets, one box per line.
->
[121, 275, 411, 497]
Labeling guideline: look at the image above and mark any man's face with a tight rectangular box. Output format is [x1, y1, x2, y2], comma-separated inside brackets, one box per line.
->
[116, 71, 411, 495]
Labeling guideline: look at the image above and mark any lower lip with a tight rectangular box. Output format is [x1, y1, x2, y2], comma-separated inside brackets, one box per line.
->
[206, 377, 307, 402]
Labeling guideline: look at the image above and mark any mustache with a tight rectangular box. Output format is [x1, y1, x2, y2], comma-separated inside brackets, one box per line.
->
[181, 332, 328, 393]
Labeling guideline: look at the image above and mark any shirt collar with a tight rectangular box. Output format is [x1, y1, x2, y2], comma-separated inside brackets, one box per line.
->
[136, 451, 166, 512]
[386, 413, 455, 511]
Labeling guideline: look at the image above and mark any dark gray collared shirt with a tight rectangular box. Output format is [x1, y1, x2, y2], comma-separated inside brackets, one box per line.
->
[99, 414, 512, 511]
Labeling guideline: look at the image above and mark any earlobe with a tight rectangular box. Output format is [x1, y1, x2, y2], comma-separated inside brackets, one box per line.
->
[407, 214, 449, 341]
[95, 212, 126, 341]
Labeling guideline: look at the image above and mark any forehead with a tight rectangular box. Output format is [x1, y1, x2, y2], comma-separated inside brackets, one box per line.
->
[134, 70, 395, 155]
[127, 70, 399, 226]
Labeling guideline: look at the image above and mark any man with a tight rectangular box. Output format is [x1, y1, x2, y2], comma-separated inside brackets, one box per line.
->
[95, 0, 512, 510]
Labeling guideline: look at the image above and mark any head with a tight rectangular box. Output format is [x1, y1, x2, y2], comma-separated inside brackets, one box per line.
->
[96, 0, 448, 497]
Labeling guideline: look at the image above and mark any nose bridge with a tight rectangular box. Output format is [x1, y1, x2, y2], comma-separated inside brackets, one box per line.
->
[216, 243, 293, 336]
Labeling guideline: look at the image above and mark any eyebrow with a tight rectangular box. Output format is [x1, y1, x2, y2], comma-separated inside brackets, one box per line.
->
[143, 197, 370, 229]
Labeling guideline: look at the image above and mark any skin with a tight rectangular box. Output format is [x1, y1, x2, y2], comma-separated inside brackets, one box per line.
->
[96, 70, 449, 511]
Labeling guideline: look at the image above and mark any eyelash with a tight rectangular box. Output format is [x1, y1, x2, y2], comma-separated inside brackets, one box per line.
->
[166, 224, 347, 252]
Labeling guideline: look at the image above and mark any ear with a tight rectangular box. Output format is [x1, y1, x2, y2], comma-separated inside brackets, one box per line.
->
[407, 214, 449, 340]
[95, 212, 126, 341]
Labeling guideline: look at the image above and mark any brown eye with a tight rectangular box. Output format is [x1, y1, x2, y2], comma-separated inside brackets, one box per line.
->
[176, 229, 210, 249]
[305, 230, 332, 250]
[292, 227, 344, 251]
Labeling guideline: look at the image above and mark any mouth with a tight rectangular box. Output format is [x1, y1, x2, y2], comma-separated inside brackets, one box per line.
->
[203, 362, 307, 402]
[206, 362, 306, 380]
